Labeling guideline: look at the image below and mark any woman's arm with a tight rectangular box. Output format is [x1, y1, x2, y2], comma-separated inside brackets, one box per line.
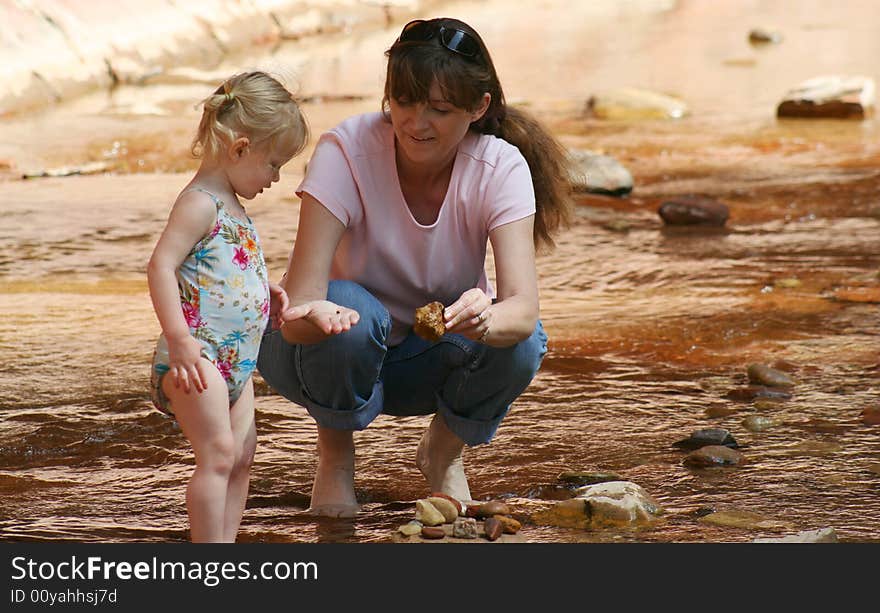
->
[278, 192, 359, 344]
[445, 215, 539, 347]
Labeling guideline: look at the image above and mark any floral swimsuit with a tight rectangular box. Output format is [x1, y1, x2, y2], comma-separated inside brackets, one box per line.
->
[151, 188, 270, 415]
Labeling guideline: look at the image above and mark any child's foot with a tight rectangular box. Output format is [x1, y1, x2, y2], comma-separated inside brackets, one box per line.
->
[308, 427, 359, 518]
[416, 413, 472, 503]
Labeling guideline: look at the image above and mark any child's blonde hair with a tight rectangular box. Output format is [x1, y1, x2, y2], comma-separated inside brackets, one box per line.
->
[192, 71, 309, 160]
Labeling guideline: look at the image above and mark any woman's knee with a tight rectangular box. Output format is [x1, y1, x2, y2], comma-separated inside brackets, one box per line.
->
[319, 281, 391, 352]
[502, 321, 548, 385]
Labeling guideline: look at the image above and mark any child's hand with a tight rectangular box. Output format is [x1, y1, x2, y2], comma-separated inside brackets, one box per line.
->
[268, 282, 289, 330]
[282, 300, 360, 336]
[165, 335, 209, 394]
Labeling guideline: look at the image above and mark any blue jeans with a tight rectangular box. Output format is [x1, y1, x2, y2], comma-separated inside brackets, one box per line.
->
[256, 280, 548, 446]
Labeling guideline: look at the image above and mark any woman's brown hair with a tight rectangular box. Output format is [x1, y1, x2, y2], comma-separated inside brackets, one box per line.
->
[382, 18, 573, 250]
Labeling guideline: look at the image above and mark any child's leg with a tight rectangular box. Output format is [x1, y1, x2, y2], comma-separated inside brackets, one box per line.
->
[163, 357, 234, 543]
[223, 378, 256, 542]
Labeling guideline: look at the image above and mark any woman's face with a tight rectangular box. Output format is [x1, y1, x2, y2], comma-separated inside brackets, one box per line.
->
[389, 80, 490, 170]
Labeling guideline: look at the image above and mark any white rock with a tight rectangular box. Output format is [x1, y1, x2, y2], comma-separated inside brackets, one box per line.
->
[753, 528, 839, 543]
[414, 499, 445, 527]
[573, 480, 664, 526]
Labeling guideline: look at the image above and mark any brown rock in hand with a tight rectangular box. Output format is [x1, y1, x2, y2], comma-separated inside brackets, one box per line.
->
[414, 301, 446, 342]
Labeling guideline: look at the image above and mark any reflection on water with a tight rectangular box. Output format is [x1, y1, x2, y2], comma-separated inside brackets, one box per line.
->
[1, 0, 879, 542]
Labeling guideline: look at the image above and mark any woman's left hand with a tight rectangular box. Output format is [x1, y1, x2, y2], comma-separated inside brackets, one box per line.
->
[444, 287, 493, 341]
[268, 282, 290, 330]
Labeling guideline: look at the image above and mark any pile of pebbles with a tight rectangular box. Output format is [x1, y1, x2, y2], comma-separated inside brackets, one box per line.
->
[397, 494, 522, 542]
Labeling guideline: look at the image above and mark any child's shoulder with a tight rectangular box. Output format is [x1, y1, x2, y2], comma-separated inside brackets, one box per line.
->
[165, 187, 222, 234]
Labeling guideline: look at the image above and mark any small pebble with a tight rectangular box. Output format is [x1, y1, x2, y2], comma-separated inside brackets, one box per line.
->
[452, 517, 478, 539]
[398, 521, 423, 536]
[475, 501, 511, 518]
[420, 526, 446, 539]
[483, 517, 503, 541]
[493, 514, 522, 534]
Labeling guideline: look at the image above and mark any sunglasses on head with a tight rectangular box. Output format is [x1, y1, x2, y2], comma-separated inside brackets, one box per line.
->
[397, 19, 481, 60]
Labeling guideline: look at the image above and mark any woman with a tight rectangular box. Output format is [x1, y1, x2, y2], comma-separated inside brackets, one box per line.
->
[258, 17, 572, 516]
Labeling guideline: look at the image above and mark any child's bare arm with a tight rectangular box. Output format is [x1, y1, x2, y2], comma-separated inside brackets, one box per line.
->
[147, 191, 216, 392]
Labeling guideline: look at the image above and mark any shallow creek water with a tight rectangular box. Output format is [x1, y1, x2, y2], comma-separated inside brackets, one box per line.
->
[0, 0, 878, 543]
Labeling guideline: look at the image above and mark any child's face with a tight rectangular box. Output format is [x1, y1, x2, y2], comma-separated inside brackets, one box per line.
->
[227, 138, 296, 200]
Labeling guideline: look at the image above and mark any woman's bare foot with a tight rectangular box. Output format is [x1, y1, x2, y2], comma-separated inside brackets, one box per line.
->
[309, 426, 359, 518]
[415, 413, 472, 503]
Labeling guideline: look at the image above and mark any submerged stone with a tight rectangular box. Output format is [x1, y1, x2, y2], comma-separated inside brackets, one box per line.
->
[557, 470, 622, 487]
[747, 363, 794, 387]
[658, 195, 729, 226]
[742, 414, 781, 432]
[672, 428, 739, 450]
[587, 87, 689, 120]
[682, 445, 745, 467]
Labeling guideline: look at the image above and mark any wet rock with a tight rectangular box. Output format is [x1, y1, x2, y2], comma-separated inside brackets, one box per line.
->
[754, 398, 785, 411]
[789, 440, 842, 456]
[726, 386, 792, 402]
[658, 195, 729, 226]
[748, 28, 783, 44]
[568, 149, 634, 196]
[587, 87, 689, 120]
[452, 517, 478, 539]
[747, 364, 793, 387]
[429, 492, 465, 515]
[415, 499, 445, 526]
[532, 498, 590, 529]
[398, 520, 423, 537]
[575, 481, 663, 527]
[603, 219, 633, 233]
[426, 496, 459, 523]
[533, 481, 663, 529]
[861, 407, 880, 425]
[753, 528, 839, 543]
[672, 428, 739, 450]
[705, 405, 739, 418]
[557, 470, 621, 487]
[777, 75, 875, 119]
[742, 414, 781, 432]
[420, 526, 446, 539]
[682, 445, 745, 468]
[493, 515, 522, 534]
[483, 517, 503, 541]
[699, 509, 794, 531]
[473, 500, 511, 519]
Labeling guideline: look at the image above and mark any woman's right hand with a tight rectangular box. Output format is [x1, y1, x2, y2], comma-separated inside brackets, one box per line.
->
[165, 334, 209, 394]
[281, 300, 360, 337]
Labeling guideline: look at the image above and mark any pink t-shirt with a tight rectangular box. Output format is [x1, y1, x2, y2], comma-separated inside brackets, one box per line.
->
[296, 112, 535, 345]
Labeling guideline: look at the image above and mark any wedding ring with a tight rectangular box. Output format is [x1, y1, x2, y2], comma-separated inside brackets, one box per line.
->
[478, 311, 485, 323]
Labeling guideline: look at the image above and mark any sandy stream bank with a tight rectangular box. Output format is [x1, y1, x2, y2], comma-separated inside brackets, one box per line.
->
[0, 0, 443, 116]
